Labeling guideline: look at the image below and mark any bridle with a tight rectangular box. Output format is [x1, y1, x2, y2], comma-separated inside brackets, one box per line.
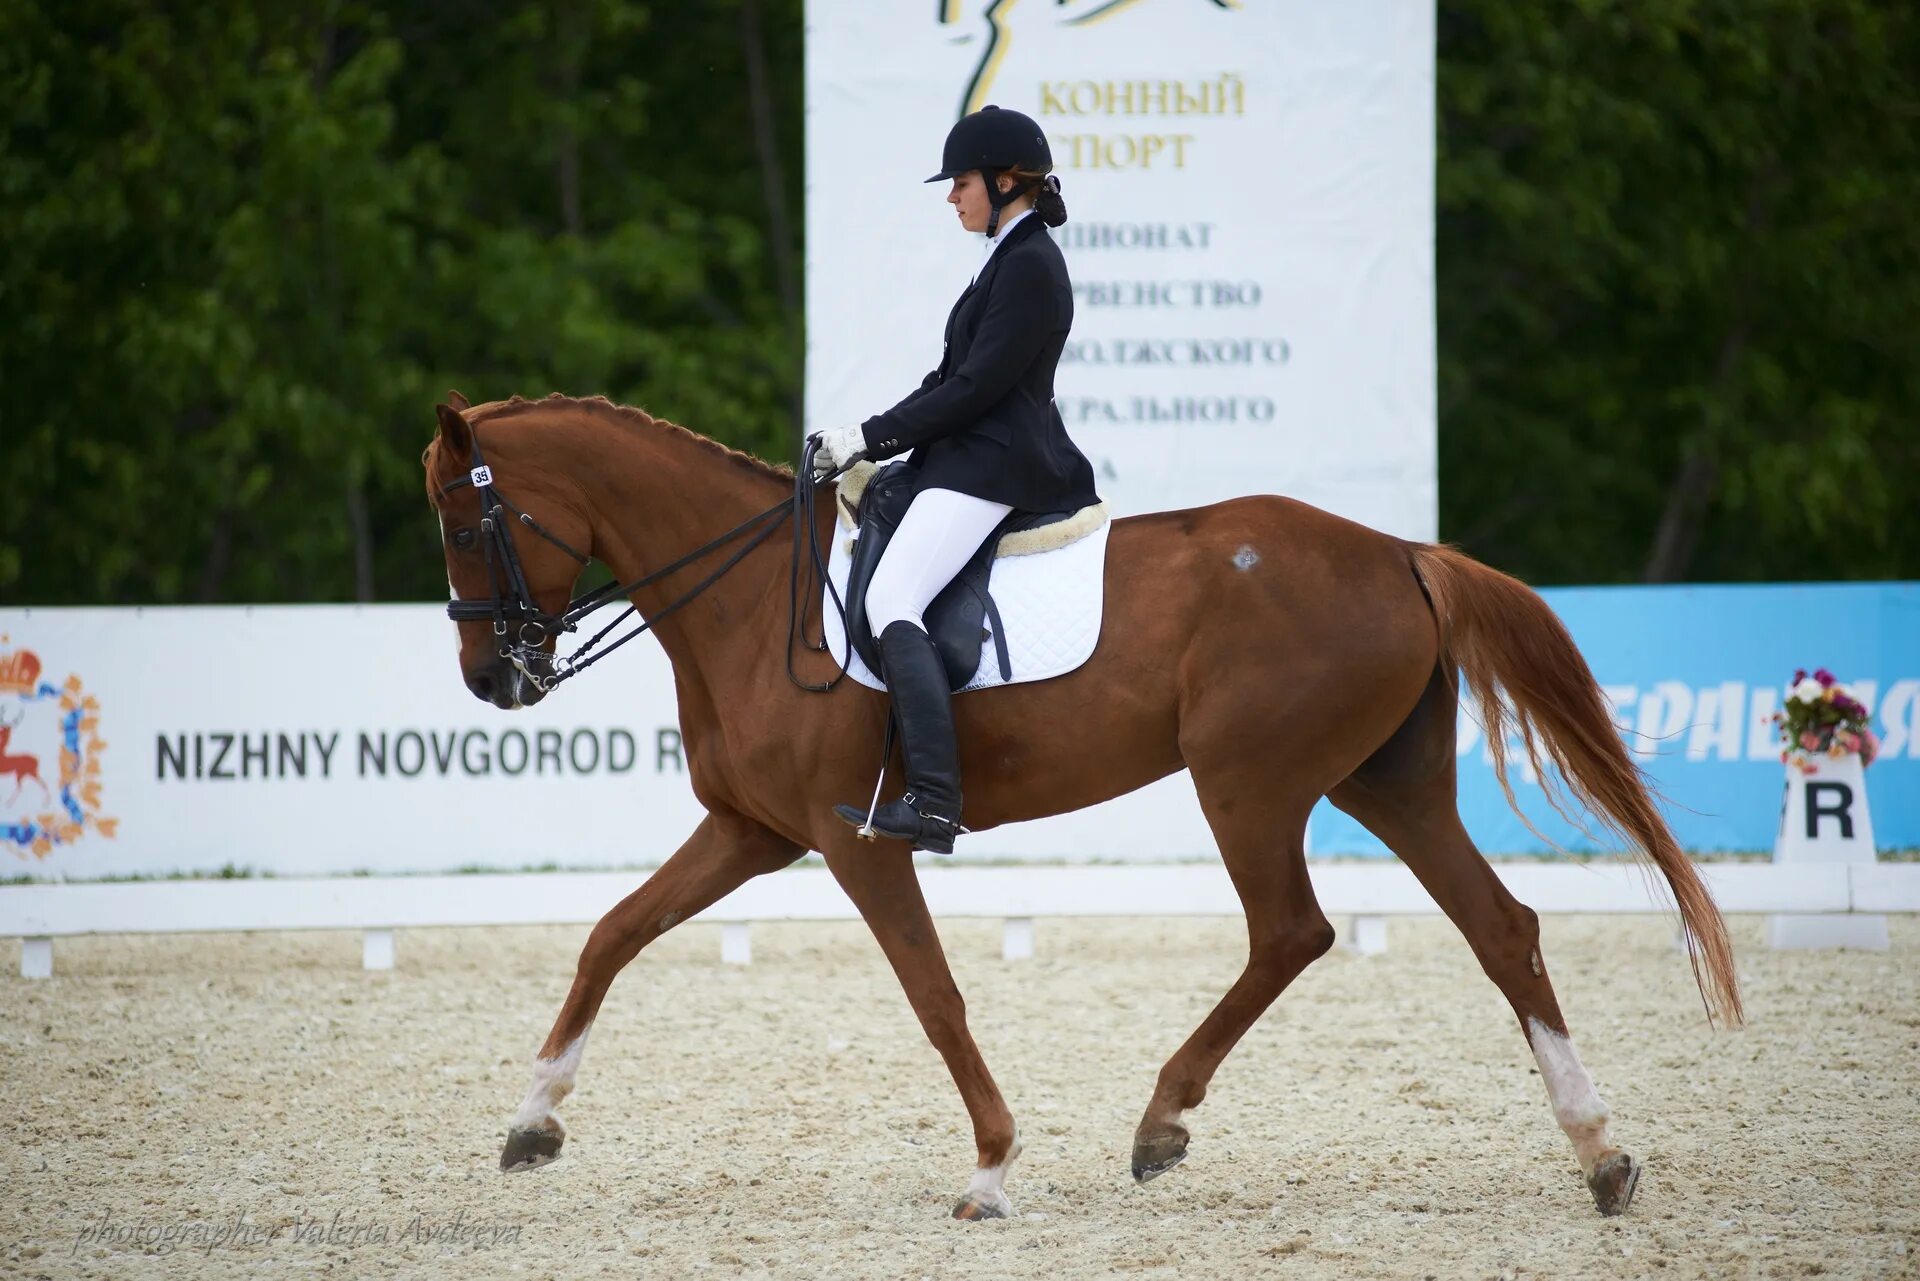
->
[437, 430, 848, 695]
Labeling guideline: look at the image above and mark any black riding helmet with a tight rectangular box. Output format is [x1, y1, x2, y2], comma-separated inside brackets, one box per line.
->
[926, 105, 1053, 235]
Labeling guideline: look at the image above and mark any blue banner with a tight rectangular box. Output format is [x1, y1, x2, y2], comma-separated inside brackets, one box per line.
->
[1310, 582, 1920, 855]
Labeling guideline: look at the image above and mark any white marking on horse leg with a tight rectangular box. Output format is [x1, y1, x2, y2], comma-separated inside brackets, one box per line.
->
[960, 1132, 1022, 1217]
[1527, 1016, 1614, 1174]
[511, 1029, 590, 1133]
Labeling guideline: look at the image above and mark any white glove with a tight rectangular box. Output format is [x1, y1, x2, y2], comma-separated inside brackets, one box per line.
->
[809, 423, 869, 481]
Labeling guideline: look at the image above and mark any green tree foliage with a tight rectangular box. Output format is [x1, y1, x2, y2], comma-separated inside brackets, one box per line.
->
[2, 0, 1913, 602]
[1, 0, 802, 602]
[1439, 0, 1920, 582]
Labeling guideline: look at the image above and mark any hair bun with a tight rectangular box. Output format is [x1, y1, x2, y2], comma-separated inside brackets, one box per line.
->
[1034, 172, 1068, 227]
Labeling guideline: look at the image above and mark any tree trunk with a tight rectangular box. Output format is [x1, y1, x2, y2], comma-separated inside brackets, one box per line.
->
[346, 477, 376, 602]
[742, 0, 797, 320]
[555, 0, 584, 236]
[310, 10, 375, 601]
[1642, 325, 1747, 583]
[1641, 451, 1720, 583]
[740, 0, 804, 451]
[196, 513, 233, 602]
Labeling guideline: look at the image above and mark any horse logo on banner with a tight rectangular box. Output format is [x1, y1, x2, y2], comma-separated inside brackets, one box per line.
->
[937, 0, 1245, 118]
[0, 641, 116, 860]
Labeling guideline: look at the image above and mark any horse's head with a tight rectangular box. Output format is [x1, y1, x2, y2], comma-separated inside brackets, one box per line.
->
[423, 394, 595, 709]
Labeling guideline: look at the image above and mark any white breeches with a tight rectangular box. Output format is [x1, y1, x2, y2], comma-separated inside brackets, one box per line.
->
[866, 487, 1014, 634]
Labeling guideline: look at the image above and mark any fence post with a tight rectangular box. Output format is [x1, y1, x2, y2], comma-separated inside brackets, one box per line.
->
[1346, 916, 1388, 956]
[362, 929, 395, 971]
[21, 937, 52, 979]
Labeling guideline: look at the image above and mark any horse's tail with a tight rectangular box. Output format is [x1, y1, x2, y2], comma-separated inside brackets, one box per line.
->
[1408, 544, 1743, 1028]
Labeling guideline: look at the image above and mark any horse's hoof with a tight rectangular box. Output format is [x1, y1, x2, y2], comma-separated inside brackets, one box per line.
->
[1131, 1126, 1191, 1183]
[1586, 1151, 1641, 1216]
[499, 1124, 565, 1173]
[952, 1193, 1009, 1221]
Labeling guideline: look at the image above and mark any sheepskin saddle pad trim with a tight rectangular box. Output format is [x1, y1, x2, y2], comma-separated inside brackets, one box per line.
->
[833, 461, 1109, 558]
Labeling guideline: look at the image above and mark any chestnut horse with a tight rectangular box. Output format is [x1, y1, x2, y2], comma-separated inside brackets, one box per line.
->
[423, 393, 1740, 1221]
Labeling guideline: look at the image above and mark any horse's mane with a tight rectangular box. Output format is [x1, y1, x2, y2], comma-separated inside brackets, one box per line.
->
[468, 393, 795, 486]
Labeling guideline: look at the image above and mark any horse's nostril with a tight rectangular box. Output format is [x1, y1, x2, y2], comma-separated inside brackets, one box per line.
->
[466, 669, 498, 703]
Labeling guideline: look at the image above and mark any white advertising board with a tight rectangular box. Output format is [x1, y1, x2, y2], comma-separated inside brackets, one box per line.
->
[0, 607, 702, 879]
[0, 606, 1224, 880]
[805, 0, 1436, 538]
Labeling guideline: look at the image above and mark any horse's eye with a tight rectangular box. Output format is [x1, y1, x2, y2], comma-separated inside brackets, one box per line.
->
[451, 528, 477, 551]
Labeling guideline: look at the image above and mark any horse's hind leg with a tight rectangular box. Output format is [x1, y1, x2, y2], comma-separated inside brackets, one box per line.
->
[1327, 669, 1639, 1216]
[501, 811, 801, 1172]
[1132, 769, 1333, 1182]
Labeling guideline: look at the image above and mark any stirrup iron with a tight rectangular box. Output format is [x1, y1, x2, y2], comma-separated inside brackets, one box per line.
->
[855, 719, 897, 841]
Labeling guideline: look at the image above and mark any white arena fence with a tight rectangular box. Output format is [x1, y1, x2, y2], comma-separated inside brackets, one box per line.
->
[4, 605, 1914, 978]
[5, 861, 1916, 978]
[6, 597, 1916, 879]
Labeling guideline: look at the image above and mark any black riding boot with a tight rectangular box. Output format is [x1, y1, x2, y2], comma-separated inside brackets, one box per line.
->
[833, 621, 964, 854]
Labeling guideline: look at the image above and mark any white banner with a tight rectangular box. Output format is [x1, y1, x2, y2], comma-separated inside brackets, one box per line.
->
[0, 607, 1225, 880]
[805, 0, 1436, 537]
[0, 607, 700, 879]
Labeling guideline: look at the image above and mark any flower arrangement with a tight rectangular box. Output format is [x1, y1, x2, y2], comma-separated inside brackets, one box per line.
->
[1774, 667, 1878, 774]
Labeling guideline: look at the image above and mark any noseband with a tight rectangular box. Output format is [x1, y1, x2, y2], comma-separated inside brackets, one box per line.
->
[440, 443, 585, 657]
[438, 431, 847, 695]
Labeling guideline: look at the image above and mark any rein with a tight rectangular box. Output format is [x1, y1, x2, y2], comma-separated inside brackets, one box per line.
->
[439, 433, 850, 695]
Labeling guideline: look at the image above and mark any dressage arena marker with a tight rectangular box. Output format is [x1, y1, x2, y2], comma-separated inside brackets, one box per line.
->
[1769, 754, 1887, 950]
[5, 863, 1916, 977]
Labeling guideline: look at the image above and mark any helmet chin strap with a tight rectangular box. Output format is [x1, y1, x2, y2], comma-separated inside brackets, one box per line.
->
[980, 166, 1030, 238]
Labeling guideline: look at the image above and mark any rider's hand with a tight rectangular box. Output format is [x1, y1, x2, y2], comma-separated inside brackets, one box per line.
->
[809, 423, 869, 481]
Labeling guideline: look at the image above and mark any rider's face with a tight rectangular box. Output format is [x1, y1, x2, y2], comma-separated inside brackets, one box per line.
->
[947, 170, 998, 235]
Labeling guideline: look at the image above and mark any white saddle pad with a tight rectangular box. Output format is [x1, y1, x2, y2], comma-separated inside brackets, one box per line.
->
[821, 516, 1110, 694]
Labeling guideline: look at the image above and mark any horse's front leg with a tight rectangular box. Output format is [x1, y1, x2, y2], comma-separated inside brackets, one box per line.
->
[821, 841, 1020, 1220]
[501, 811, 801, 1171]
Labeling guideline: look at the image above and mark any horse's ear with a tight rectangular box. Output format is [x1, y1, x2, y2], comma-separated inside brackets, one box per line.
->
[446, 389, 470, 411]
[435, 402, 472, 457]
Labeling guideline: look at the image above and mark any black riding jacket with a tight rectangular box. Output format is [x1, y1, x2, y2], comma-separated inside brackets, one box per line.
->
[859, 215, 1101, 514]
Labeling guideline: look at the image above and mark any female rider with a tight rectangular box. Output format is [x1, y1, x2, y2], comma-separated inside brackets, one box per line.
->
[809, 105, 1102, 854]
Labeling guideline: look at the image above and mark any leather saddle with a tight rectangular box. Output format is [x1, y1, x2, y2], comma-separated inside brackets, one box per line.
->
[843, 463, 1075, 692]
